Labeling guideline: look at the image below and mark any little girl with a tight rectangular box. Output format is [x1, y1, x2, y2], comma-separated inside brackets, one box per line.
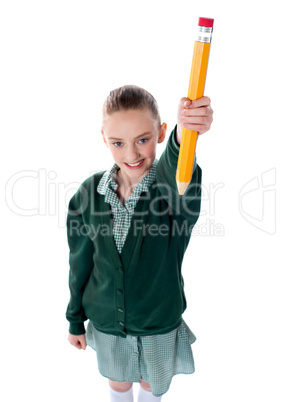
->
[66, 85, 213, 401]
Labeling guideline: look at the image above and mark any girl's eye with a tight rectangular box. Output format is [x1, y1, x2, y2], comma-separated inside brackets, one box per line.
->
[113, 142, 122, 147]
[139, 138, 148, 144]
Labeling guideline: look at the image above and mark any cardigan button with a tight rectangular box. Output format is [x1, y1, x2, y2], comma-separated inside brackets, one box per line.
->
[118, 321, 125, 327]
[118, 308, 124, 313]
[117, 289, 123, 295]
[116, 266, 124, 274]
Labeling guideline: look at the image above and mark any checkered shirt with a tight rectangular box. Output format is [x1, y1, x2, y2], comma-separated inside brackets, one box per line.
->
[97, 159, 158, 253]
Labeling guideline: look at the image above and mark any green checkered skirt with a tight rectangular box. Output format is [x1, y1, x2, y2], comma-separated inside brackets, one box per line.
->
[85, 319, 196, 397]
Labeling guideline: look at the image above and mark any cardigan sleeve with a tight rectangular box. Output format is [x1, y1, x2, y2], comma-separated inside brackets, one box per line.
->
[155, 124, 202, 221]
[66, 185, 94, 335]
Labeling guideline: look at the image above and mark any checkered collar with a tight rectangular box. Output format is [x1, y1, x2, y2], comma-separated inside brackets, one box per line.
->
[97, 159, 158, 206]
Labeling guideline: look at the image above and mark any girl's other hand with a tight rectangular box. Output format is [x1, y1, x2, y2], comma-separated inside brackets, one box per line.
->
[68, 333, 87, 350]
[177, 96, 213, 144]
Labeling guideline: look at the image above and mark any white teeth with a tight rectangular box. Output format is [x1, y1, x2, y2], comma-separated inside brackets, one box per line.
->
[127, 160, 143, 167]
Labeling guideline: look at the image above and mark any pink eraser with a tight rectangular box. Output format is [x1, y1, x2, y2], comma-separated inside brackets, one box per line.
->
[198, 17, 214, 27]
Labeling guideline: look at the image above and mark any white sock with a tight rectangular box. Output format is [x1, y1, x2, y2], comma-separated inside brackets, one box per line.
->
[138, 385, 162, 402]
[109, 385, 134, 402]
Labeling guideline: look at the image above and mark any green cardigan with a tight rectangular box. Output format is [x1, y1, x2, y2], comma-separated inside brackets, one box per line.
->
[66, 126, 202, 337]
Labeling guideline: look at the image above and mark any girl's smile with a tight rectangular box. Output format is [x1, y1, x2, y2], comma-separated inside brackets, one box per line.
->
[124, 158, 145, 169]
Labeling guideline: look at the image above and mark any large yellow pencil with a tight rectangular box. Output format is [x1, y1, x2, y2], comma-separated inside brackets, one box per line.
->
[176, 17, 214, 196]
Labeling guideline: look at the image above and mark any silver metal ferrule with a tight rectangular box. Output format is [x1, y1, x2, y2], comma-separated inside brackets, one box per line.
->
[197, 26, 213, 43]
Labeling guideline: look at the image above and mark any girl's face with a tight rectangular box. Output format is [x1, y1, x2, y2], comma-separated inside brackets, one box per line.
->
[102, 109, 167, 186]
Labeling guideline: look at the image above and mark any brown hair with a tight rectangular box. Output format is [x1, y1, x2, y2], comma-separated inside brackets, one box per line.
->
[102, 85, 161, 129]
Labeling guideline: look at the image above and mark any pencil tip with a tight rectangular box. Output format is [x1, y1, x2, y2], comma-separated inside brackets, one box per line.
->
[176, 180, 191, 196]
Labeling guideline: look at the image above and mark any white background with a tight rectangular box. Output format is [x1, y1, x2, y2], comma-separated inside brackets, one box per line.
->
[1, 0, 280, 401]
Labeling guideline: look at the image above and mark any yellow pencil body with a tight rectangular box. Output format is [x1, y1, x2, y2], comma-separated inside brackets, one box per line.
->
[176, 19, 213, 196]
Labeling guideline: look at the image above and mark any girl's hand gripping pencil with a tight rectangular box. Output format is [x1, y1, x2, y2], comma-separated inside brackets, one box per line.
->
[176, 17, 214, 196]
